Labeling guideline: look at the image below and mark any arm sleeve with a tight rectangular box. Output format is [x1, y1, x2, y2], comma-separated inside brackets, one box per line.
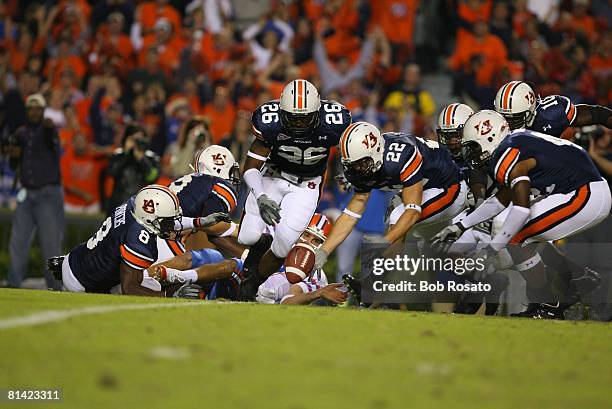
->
[490, 205, 531, 251]
[347, 38, 375, 81]
[460, 196, 507, 229]
[243, 168, 265, 199]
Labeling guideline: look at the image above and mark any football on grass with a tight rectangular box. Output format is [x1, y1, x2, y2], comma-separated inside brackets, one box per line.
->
[285, 243, 316, 284]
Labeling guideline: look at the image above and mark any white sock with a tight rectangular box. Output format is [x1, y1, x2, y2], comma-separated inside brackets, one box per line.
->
[165, 268, 198, 284]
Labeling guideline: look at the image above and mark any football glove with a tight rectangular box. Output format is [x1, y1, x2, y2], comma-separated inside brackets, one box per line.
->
[172, 283, 204, 299]
[313, 247, 328, 270]
[430, 223, 465, 253]
[256, 194, 281, 225]
[197, 212, 232, 228]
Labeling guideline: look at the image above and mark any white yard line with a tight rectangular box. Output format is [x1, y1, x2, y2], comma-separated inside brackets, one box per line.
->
[0, 302, 212, 330]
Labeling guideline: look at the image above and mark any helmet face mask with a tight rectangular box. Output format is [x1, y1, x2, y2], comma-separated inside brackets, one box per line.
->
[279, 79, 321, 138]
[342, 157, 380, 186]
[503, 111, 532, 130]
[460, 140, 491, 170]
[150, 214, 183, 240]
[494, 81, 537, 130]
[280, 110, 319, 138]
[437, 125, 464, 157]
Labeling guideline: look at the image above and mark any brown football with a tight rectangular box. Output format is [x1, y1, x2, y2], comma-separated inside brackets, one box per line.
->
[284, 243, 316, 284]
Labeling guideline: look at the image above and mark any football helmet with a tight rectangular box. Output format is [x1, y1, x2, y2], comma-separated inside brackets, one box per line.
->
[279, 79, 321, 137]
[461, 110, 510, 169]
[339, 121, 384, 185]
[132, 185, 183, 239]
[436, 103, 474, 157]
[494, 81, 537, 130]
[304, 213, 332, 246]
[195, 145, 240, 185]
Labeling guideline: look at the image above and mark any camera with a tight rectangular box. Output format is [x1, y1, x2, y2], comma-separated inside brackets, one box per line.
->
[574, 125, 604, 150]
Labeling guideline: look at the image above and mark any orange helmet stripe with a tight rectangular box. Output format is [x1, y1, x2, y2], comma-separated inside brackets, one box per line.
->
[340, 122, 359, 158]
[502, 81, 520, 110]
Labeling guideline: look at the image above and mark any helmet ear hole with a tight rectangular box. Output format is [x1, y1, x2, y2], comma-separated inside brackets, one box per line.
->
[488, 137, 493, 143]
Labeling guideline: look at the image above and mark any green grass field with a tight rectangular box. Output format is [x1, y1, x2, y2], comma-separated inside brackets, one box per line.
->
[0, 289, 610, 409]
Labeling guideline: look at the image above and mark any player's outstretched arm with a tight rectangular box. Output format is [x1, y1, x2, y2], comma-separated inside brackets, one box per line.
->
[280, 283, 348, 305]
[120, 263, 165, 297]
[315, 192, 370, 268]
[573, 105, 612, 129]
[487, 159, 535, 251]
[385, 181, 423, 244]
[243, 138, 271, 197]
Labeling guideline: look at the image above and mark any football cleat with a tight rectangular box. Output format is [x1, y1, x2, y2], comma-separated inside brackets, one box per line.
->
[511, 303, 565, 320]
[47, 256, 65, 281]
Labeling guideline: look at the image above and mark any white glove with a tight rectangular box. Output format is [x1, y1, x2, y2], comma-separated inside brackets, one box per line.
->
[313, 248, 329, 270]
[430, 223, 465, 253]
[257, 194, 281, 225]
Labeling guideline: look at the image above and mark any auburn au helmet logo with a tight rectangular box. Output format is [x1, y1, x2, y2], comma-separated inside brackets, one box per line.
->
[212, 153, 226, 166]
[142, 199, 155, 214]
[477, 119, 493, 135]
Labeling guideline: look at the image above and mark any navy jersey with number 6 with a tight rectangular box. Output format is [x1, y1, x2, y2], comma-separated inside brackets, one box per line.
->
[168, 173, 237, 217]
[68, 199, 183, 293]
[490, 129, 602, 195]
[252, 99, 351, 177]
[529, 95, 577, 137]
[352, 133, 462, 193]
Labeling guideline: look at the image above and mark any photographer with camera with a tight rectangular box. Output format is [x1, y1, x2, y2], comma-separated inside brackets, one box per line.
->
[5, 94, 64, 290]
[574, 126, 612, 184]
[105, 124, 160, 215]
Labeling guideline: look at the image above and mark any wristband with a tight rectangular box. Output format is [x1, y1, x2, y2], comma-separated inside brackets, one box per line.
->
[219, 222, 237, 237]
[343, 208, 362, 219]
[247, 151, 268, 161]
[510, 176, 530, 189]
[404, 203, 421, 213]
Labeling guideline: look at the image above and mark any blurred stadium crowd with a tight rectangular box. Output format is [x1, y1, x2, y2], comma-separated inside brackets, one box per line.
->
[0, 0, 610, 215]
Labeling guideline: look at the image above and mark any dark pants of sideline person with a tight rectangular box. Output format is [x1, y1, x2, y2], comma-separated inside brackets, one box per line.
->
[9, 184, 64, 289]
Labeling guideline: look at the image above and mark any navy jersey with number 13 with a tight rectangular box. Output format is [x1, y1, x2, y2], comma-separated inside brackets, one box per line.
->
[252, 100, 351, 177]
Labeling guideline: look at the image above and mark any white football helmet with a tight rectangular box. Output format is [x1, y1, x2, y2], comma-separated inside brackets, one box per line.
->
[339, 121, 384, 184]
[132, 185, 182, 239]
[279, 79, 321, 137]
[195, 145, 240, 185]
[461, 110, 510, 169]
[436, 103, 474, 156]
[494, 81, 537, 130]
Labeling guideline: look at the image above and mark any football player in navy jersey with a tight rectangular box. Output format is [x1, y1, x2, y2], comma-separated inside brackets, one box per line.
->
[433, 110, 611, 319]
[238, 79, 351, 298]
[167, 145, 241, 244]
[313, 121, 468, 269]
[494, 81, 612, 136]
[51, 185, 187, 296]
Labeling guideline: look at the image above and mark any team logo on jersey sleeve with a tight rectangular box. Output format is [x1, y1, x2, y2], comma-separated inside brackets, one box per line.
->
[142, 199, 155, 214]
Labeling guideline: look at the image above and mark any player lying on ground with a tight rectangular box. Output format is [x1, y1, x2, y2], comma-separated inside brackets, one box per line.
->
[314, 121, 468, 270]
[150, 213, 348, 305]
[237, 79, 351, 299]
[167, 145, 245, 257]
[432, 110, 611, 319]
[48, 185, 230, 296]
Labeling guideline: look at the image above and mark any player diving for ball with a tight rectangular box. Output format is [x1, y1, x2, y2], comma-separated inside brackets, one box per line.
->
[313, 121, 468, 270]
[431, 110, 611, 319]
[149, 213, 349, 305]
[237, 79, 351, 299]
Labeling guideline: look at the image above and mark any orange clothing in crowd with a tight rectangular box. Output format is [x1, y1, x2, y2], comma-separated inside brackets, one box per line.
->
[44, 55, 87, 87]
[331, 0, 359, 35]
[371, 0, 419, 45]
[448, 31, 508, 86]
[202, 103, 237, 143]
[138, 1, 181, 33]
[572, 15, 598, 42]
[455, 0, 492, 45]
[60, 130, 104, 208]
[8, 38, 44, 73]
[139, 36, 184, 75]
[512, 10, 535, 39]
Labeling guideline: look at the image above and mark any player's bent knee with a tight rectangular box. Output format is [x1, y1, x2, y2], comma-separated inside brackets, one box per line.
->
[271, 227, 302, 258]
[237, 228, 262, 247]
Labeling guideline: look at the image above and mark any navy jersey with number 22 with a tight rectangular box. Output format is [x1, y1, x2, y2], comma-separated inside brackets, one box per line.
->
[252, 100, 351, 177]
[352, 133, 462, 193]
